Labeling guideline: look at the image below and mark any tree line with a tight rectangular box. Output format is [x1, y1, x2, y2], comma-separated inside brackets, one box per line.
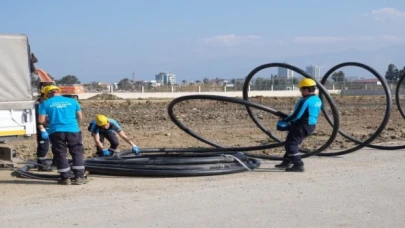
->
[31, 63, 403, 91]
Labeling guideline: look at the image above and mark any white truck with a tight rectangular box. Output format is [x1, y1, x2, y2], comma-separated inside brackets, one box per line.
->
[0, 34, 37, 166]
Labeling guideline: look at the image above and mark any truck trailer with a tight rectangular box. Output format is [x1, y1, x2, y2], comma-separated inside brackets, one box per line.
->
[0, 34, 37, 166]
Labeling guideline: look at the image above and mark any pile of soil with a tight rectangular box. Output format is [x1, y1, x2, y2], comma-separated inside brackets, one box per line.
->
[88, 93, 122, 100]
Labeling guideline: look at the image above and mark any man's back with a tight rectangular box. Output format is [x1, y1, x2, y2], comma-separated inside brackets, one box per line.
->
[284, 94, 322, 125]
[39, 96, 81, 134]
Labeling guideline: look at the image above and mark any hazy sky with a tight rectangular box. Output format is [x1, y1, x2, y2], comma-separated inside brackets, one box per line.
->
[2, 0, 405, 82]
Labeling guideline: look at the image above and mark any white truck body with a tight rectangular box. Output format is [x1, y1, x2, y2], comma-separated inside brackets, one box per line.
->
[0, 34, 36, 143]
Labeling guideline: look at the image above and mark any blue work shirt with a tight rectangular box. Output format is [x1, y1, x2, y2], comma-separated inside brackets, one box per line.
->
[89, 118, 122, 134]
[283, 94, 322, 125]
[38, 96, 81, 134]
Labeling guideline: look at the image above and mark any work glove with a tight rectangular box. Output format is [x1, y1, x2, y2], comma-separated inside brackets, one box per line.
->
[40, 129, 49, 140]
[102, 149, 111, 156]
[132, 145, 141, 155]
[276, 120, 290, 131]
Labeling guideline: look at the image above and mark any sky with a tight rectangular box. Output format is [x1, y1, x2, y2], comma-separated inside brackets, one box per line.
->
[1, 0, 405, 83]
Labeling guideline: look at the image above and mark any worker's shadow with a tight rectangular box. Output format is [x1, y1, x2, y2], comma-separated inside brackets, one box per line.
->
[0, 179, 56, 185]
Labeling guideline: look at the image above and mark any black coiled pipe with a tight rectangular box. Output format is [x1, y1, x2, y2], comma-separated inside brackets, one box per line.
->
[316, 62, 393, 155]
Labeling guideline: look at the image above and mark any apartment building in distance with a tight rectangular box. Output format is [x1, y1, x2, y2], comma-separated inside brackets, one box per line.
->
[155, 72, 176, 85]
[278, 67, 294, 79]
[306, 65, 321, 80]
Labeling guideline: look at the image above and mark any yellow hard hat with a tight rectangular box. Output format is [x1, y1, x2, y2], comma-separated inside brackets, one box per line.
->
[43, 85, 61, 98]
[298, 78, 316, 88]
[95, 115, 108, 126]
[40, 86, 47, 94]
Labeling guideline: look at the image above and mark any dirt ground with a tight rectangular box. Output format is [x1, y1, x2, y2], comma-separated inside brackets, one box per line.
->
[1, 95, 405, 227]
[7, 95, 405, 159]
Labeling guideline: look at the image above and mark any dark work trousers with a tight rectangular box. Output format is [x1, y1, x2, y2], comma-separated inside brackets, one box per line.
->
[49, 132, 85, 179]
[36, 131, 50, 166]
[283, 123, 316, 165]
[96, 131, 120, 157]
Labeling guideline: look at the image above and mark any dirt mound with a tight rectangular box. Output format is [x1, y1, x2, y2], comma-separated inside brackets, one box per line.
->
[88, 93, 122, 100]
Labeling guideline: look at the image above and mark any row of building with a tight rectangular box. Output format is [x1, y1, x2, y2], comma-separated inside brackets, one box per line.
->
[153, 66, 321, 86]
[278, 65, 321, 80]
[88, 64, 381, 92]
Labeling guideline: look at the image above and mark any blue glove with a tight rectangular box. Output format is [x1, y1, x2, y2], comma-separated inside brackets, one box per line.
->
[40, 129, 49, 140]
[102, 149, 111, 156]
[132, 145, 141, 155]
[276, 120, 290, 131]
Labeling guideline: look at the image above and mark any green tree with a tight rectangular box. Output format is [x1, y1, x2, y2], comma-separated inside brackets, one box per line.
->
[399, 66, 405, 80]
[331, 71, 345, 82]
[117, 78, 134, 90]
[254, 77, 265, 90]
[203, 77, 210, 85]
[386, 64, 400, 81]
[182, 80, 187, 84]
[56, 75, 81, 85]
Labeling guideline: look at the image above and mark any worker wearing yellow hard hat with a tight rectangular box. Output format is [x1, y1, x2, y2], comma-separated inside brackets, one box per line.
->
[88, 114, 141, 157]
[276, 77, 322, 172]
[37, 85, 86, 185]
[34, 86, 54, 171]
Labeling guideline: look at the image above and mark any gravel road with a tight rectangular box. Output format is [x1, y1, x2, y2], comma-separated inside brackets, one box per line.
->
[0, 148, 404, 228]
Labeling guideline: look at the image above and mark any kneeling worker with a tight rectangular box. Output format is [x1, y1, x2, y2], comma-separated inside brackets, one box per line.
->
[89, 115, 141, 156]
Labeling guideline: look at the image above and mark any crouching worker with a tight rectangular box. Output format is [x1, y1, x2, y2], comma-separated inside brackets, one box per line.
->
[275, 78, 322, 172]
[88, 115, 141, 157]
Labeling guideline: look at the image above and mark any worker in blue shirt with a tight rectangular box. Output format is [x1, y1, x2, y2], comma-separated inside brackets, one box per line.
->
[38, 85, 85, 185]
[276, 78, 322, 172]
[88, 115, 141, 157]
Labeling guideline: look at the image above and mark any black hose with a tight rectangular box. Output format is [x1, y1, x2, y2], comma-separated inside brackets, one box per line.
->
[359, 70, 405, 150]
[396, 72, 405, 119]
[316, 62, 393, 155]
[167, 94, 290, 150]
[240, 63, 340, 160]
[84, 152, 261, 177]
[15, 159, 66, 181]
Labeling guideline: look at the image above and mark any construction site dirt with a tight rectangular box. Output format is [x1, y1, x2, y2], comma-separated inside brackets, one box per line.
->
[7, 95, 405, 159]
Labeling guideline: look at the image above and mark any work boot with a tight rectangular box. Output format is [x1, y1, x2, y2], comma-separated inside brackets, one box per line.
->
[285, 164, 305, 172]
[38, 166, 53, 172]
[72, 177, 88, 185]
[57, 178, 71, 185]
[275, 161, 292, 169]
